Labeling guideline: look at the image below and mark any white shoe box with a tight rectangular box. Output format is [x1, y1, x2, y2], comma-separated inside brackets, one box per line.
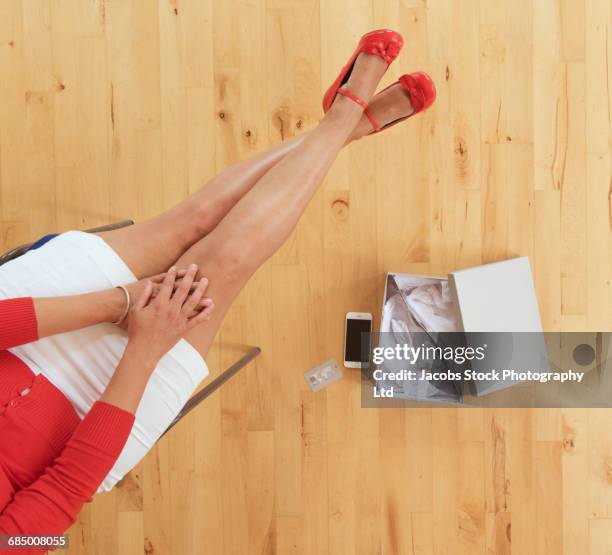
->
[377, 257, 548, 400]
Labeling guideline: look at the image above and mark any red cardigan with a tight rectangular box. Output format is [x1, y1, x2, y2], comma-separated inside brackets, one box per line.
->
[0, 298, 135, 554]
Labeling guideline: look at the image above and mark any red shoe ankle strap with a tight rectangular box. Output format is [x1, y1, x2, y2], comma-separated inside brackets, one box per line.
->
[364, 107, 381, 132]
[336, 88, 381, 132]
[337, 88, 369, 110]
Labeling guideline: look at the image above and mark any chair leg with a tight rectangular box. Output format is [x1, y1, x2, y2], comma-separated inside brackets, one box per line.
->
[84, 220, 135, 233]
[159, 346, 262, 439]
[0, 244, 33, 266]
[0, 221, 135, 267]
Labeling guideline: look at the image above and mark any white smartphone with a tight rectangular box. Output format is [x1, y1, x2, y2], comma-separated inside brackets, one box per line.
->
[344, 312, 373, 368]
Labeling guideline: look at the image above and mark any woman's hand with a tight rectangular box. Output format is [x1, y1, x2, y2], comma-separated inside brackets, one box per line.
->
[125, 264, 214, 366]
[124, 269, 188, 301]
[119, 269, 211, 329]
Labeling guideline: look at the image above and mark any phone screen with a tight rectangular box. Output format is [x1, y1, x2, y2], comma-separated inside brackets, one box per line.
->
[345, 318, 372, 363]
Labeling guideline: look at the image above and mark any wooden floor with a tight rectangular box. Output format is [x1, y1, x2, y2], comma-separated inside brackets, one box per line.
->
[1, 1, 611, 553]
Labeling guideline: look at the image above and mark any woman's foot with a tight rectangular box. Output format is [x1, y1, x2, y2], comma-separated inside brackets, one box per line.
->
[348, 82, 415, 142]
[322, 29, 403, 113]
[326, 51, 389, 117]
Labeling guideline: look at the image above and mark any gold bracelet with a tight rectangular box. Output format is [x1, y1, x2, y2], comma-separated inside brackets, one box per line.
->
[112, 285, 131, 325]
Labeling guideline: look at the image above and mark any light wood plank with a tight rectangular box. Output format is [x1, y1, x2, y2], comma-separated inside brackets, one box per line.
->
[0, 2, 610, 554]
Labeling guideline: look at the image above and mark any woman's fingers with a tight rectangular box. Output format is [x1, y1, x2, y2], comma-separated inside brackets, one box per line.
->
[182, 277, 209, 315]
[133, 280, 154, 311]
[181, 297, 213, 318]
[149, 273, 166, 284]
[150, 269, 188, 284]
[186, 299, 215, 329]
[199, 299, 214, 320]
[172, 264, 198, 308]
[150, 276, 198, 298]
[157, 266, 177, 304]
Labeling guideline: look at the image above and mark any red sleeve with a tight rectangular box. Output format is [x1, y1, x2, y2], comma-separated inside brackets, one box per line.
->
[0, 298, 38, 351]
[0, 401, 134, 553]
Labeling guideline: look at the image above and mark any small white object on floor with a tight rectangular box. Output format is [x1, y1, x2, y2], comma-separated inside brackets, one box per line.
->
[304, 358, 343, 392]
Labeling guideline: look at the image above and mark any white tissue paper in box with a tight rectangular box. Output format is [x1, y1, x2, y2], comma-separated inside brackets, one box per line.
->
[375, 257, 547, 403]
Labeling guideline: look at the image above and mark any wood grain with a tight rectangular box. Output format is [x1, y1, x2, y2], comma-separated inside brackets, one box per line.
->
[0, 1, 611, 553]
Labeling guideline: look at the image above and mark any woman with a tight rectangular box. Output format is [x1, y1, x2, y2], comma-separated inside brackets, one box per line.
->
[0, 29, 435, 544]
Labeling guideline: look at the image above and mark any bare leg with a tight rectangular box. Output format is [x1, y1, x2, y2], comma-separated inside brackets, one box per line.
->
[169, 53, 391, 357]
[97, 134, 307, 278]
[98, 83, 414, 278]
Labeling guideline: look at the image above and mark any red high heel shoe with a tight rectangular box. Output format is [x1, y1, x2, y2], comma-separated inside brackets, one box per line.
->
[322, 29, 404, 113]
[365, 71, 436, 134]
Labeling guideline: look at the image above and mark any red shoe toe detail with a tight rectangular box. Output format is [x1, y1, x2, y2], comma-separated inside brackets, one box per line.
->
[399, 72, 436, 114]
[322, 29, 404, 113]
[367, 71, 437, 135]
